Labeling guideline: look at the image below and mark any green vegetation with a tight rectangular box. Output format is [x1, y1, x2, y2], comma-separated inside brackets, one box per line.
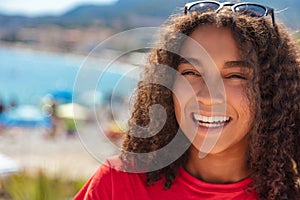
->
[0, 171, 85, 200]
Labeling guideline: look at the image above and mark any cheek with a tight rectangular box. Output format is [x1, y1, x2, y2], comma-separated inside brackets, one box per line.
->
[172, 77, 197, 123]
[172, 84, 188, 125]
[229, 86, 253, 125]
[172, 95, 181, 124]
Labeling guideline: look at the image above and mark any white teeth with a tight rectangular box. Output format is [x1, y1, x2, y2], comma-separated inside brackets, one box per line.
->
[198, 122, 225, 128]
[193, 113, 229, 124]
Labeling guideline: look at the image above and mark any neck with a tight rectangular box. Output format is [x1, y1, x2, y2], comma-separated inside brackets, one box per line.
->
[185, 145, 250, 184]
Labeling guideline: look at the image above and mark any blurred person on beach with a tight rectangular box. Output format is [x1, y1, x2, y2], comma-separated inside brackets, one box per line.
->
[0, 97, 5, 133]
[64, 118, 77, 138]
[46, 100, 60, 139]
[0, 98, 5, 115]
[74, 1, 300, 199]
[8, 97, 18, 110]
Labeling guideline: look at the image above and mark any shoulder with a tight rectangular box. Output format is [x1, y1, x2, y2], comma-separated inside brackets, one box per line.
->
[87, 155, 143, 184]
[73, 156, 146, 200]
[93, 156, 145, 183]
[73, 159, 113, 200]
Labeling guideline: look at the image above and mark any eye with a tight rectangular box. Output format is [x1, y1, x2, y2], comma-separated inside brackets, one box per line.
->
[181, 70, 201, 77]
[226, 74, 247, 80]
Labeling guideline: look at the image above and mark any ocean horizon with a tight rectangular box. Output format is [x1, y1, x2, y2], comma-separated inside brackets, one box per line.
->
[0, 47, 141, 108]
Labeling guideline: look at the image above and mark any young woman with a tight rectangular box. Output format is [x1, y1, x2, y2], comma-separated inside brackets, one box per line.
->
[74, 1, 300, 199]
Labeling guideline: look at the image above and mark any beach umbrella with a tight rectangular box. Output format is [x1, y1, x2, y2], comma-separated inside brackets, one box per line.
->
[49, 90, 72, 104]
[56, 103, 88, 120]
[0, 105, 51, 127]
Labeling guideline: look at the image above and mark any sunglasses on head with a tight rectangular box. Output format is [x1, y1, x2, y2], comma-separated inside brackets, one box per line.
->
[184, 1, 275, 26]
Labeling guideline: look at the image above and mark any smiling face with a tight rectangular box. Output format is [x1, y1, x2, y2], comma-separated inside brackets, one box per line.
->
[173, 25, 254, 156]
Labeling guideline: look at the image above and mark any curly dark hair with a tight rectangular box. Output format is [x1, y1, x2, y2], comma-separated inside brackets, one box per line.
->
[121, 9, 300, 200]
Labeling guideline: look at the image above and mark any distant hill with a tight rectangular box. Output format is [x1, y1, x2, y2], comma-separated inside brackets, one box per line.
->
[61, 0, 300, 29]
[0, 0, 299, 31]
[0, 0, 187, 30]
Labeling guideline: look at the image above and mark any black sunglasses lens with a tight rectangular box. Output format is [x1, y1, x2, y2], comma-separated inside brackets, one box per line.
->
[188, 2, 220, 13]
[234, 5, 266, 17]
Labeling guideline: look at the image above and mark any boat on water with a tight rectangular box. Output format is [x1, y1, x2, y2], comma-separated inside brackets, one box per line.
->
[0, 153, 20, 176]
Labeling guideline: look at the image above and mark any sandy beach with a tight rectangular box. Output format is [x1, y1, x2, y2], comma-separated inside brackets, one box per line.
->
[0, 119, 123, 180]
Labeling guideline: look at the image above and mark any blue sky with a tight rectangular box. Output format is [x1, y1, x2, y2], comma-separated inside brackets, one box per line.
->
[0, 0, 117, 16]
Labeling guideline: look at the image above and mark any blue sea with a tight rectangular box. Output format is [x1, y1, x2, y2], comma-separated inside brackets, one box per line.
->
[0, 47, 141, 107]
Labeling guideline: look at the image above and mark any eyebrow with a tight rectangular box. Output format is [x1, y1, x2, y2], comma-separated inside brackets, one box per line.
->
[178, 57, 201, 67]
[179, 57, 251, 69]
[223, 60, 252, 69]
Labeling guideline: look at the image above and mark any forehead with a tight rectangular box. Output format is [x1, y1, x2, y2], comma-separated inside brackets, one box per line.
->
[180, 25, 240, 61]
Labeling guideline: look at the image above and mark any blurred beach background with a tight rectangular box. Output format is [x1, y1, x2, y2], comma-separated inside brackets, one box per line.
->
[0, 0, 299, 199]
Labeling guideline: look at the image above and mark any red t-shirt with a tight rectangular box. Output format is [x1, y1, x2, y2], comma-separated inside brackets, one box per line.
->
[74, 158, 257, 200]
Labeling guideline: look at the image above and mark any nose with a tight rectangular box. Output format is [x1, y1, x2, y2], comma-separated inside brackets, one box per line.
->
[196, 80, 225, 106]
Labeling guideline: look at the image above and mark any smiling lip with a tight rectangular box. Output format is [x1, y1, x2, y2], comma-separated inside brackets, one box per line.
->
[192, 113, 231, 128]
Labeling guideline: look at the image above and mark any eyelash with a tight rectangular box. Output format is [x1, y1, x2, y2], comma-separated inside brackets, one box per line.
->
[179, 63, 249, 81]
[226, 74, 247, 80]
[181, 70, 201, 76]
[181, 71, 247, 79]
